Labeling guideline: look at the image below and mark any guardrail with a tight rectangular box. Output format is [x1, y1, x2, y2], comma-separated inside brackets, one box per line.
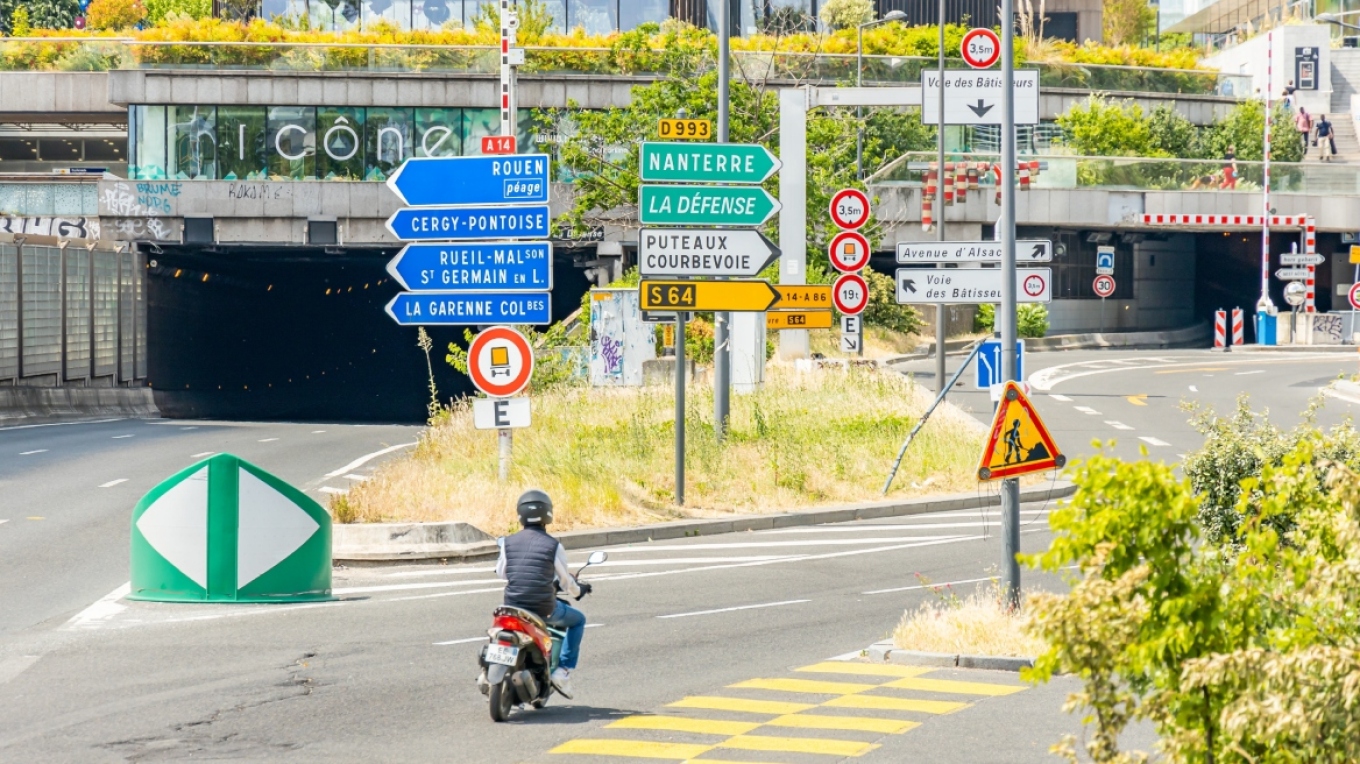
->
[0, 37, 1250, 96]
[869, 152, 1359, 194]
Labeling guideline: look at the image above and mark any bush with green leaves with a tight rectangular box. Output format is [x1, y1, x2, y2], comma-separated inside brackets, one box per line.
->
[818, 0, 874, 30]
[143, 0, 209, 25]
[1027, 431, 1360, 764]
[970, 303, 1045, 338]
[0, 0, 77, 32]
[1058, 94, 1303, 163]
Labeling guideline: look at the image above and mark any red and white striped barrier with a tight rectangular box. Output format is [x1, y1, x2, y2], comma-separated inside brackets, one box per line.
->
[1232, 307, 1245, 345]
[1141, 214, 1309, 226]
[1304, 219, 1317, 313]
[1214, 309, 1227, 348]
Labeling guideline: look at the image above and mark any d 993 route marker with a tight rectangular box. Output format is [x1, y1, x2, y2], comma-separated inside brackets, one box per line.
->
[657, 119, 712, 141]
[896, 268, 1052, 304]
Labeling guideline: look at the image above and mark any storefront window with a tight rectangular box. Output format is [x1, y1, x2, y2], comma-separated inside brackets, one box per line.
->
[317, 107, 365, 180]
[130, 105, 167, 180]
[621, 0, 667, 29]
[415, 108, 462, 157]
[411, 0, 463, 28]
[461, 107, 498, 156]
[572, 0, 616, 33]
[217, 107, 269, 180]
[169, 106, 217, 180]
[267, 107, 317, 180]
[365, 107, 414, 180]
[540, 0, 566, 31]
[363, 0, 413, 28]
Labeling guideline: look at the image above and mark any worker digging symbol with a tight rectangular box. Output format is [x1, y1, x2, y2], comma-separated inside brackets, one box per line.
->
[978, 381, 1064, 481]
[489, 346, 512, 378]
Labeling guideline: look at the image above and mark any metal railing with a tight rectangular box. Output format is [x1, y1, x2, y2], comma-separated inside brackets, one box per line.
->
[0, 37, 1250, 96]
[870, 152, 1360, 195]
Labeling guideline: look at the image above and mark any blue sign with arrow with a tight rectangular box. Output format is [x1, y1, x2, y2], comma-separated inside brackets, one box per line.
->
[386, 241, 552, 292]
[386, 154, 551, 207]
[385, 292, 552, 326]
[976, 339, 1024, 388]
[386, 205, 552, 242]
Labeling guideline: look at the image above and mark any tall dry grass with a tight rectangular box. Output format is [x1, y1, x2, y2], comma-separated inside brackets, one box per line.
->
[894, 582, 1048, 658]
[335, 363, 982, 534]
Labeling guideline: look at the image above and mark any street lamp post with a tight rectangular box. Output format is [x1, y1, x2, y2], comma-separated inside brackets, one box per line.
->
[856, 10, 908, 180]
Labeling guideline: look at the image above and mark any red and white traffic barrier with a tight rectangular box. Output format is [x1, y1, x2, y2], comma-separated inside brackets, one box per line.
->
[1232, 307, 1244, 345]
[1304, 219, 1317, 313]
[1214, 309, 1227, 348]
[943, 162, 955, 206]
[921, 168, 935, 231]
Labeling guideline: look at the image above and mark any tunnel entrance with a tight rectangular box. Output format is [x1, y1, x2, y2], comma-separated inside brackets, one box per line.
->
[144, 245, 590, 423]
[1193, 230, 1336, 341]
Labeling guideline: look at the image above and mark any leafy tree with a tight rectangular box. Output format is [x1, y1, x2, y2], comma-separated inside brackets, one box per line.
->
[87, 0, 147, 30]
[818, 0, 873, 31]
[1200, 100, 1302, 163]
[1146, 103, 1200, 159]
[1103, 0, 1154, 46]
[471, 0, 556, 43]
[1016, 304, 1048, 338]
[144, 0, 210, 25]
[9, 5, 29, 35]
[0, 0, 78, 31]
[1056, 95, 1159, 157]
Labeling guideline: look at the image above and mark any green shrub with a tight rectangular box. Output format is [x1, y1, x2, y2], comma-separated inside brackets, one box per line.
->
[86, 0, 146, 30]
[9, 6, 29, 35]
[144, 0, 209, 25]
[1017, 304, 1048, 338]
[974, 302, 995, 333]
[860, 269, 922, 335]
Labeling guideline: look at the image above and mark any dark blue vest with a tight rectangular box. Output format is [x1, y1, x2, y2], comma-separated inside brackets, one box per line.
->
[502, 526, 559, 618]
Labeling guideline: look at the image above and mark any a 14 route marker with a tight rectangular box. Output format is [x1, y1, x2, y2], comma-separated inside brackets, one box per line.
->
[829, 231, 871, 273]
[829, 188, 871, 230]
[833, 273, 869, 316]
[960, 28, 1000, 69]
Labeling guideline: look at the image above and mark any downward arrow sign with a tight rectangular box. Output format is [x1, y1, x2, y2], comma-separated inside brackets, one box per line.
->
[968, 100, 994, 117]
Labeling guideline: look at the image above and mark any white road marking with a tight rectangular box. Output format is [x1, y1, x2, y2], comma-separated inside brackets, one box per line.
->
[344, 474, 370, 482]
[191, 451, 215, 458]
[334, 578, 504, 595]
[0, 417, 124, 431]
[111, 435, 134, 439]
[1073, 406, 1102, 415]
[99, 479, 128, 488]
[1049, 394, 1073, 402]
[318, 486, 348, 495]
[258, 438, 279, 443]
[0, 520, 8, 525]
[19, 449, 48, 455]
[61, 582, 130, 631]
[324, 442, 418, 478]
[1139, 437, 1172, 447]
[658, 599, 810, 620]
[1235, 370, 1265, 376]
[1105, 421, 1134, 431]
[761, 519, 1047, 534]
[1323, 386, 1360, 406]
[864, 575, 997, 596]
[1031, 354, 1344, 390]
[180, 426, 198, 430]
[433, 636, 486, 646]
[1189, 385, 1198, 392]
[312, 430, 326, 434]
[604, 535, 968, 553]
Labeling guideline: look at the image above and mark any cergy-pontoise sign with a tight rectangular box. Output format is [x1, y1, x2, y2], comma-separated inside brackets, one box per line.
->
[638, 228, 781, 277]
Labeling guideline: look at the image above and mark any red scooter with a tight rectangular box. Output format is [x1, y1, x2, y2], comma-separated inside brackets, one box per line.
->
[477, 551, 606, 722]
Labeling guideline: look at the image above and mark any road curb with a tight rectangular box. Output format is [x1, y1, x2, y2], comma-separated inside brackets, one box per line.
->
[332, 481, 1077, 563]
[1023, 322, 1211, 352]
[0, 387, 159, 426]
[866, 640, 1035, 672]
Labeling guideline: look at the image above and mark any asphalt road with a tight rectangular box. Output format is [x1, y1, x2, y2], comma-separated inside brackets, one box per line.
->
[0, 417, 420, 638]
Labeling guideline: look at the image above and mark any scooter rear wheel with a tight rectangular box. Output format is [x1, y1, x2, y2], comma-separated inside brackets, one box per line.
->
[489, 678, 515, 722]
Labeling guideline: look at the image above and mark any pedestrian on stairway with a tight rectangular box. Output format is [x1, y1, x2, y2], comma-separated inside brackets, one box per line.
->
[1296, 107, 1313, 156]
[1315, 114, 1336, 162]
[1284, 80, 1297, 110]
[1221, 145, 1238, 189]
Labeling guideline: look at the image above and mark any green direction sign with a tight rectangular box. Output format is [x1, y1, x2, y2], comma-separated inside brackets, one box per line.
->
[639, 184, 782, 227]
[639, 142, 782, 184]
[129, 453, 332, 603]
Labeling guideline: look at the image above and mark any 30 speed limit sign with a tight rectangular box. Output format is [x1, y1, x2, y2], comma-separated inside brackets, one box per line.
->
[833, 273, 870, 315]
[960, 28, 1000, 69]
[1093, 274, 1116, 298]
[829, 188, 870, 230]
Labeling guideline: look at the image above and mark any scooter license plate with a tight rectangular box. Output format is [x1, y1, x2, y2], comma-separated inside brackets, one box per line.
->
[485, 644, 519, 666]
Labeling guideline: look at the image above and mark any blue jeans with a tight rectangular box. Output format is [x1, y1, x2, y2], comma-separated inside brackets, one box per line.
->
[546, 599, 586, 670]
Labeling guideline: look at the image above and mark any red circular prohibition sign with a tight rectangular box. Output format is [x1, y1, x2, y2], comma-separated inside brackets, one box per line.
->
[960, 28, 1001, 69]
[1093, 274, 1116, 298]
[467, 326, 535, 398]
[833, 273, 870, 315]
[829, 188, 871, 230]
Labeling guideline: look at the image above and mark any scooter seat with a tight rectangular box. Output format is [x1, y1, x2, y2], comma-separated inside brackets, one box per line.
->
[494, 605, 548, 632]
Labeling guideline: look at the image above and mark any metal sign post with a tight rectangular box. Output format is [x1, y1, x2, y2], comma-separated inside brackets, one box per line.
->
[999, 0, 1022, 609]
[675, 313, 686, 505]
[936, 0, 947, 393]
[715, 0, 731, 442]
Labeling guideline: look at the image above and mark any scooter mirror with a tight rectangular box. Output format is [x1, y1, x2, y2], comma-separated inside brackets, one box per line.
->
[587, 551, 608, 566]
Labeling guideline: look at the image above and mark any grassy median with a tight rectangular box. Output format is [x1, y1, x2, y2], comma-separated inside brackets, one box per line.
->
[332, 364, 984, 533]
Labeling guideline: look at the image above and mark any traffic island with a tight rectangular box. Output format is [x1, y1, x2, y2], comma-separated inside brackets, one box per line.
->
[865, 581, 1046, 673]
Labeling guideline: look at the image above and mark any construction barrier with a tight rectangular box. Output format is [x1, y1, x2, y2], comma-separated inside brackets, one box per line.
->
[1214, 309, 1227, 348]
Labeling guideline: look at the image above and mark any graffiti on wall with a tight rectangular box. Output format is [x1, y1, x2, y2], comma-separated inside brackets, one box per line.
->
[1312, 313, 1344, 344]
[100, 181, 182, 217]
[0, 216, 101, 240]
[111, 218, 176, 241]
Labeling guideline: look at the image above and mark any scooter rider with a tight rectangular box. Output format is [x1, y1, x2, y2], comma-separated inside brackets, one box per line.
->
[493, 489, 591, 699]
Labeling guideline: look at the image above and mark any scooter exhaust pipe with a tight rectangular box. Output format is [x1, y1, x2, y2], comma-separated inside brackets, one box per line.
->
[510, 669, 539, 703]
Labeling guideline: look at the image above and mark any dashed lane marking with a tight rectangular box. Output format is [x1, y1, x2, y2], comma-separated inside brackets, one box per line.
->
[1139, 437, 1172, 447]
[19, 450, 48, 455]
[1189, 385, 1198, 392]
[1048, 394, 1073, 402]
[99, 479, 128, 488]
[344, 474, 370, 482]
[1154, 367, 1228, 375]
[883, 676, 1026, 696]
[862, 575, 997, 596]
[431, 637, 486, 646]
[318, 486, 348, 495]
[668, 697, 816, 715]
[657, 599, 809, 620]
[0, 417, 124, 431]
[1073, 406, 1101, 415]
[111, 435, 134, 439]
[26, 516, 44, 521]
[1236, 370, 1265, 376]
[607, 716, 760, 736]
[0, 520, 8, 525]
[180, 426, 198, 430]
[824, 695, 968, 714]
[1105, 421, 1134, 430]
[312, 430, 326, 434]
[191, 451, 215, 458]
[258, 438, 280, 443]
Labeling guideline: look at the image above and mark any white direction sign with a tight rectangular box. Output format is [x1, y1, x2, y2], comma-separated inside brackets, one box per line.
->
[840, 333, 861, 353]
[474, 398, 531, 430]
[896, 240, 1051, 264]
[921, 70, 1039, 125]
[638, 228, 780, 277]
[1280, 253, 1325, 265]
[1275, 268, 1311, 281]
[895, 268, 1052, 304]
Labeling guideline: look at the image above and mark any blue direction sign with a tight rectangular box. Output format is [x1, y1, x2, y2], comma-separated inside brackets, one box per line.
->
[385, 292, 551, 326]
[386, 205, 551, 242]
[386, 241, 552, 292]
[386, 154, 550, 207]
[976, 339, 1024, 388]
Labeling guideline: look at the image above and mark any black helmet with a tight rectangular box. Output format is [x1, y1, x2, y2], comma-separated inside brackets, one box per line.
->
[516, 489, 553, 526]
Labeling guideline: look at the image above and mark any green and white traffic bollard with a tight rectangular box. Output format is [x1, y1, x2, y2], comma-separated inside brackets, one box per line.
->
[129, 453, 332, 603]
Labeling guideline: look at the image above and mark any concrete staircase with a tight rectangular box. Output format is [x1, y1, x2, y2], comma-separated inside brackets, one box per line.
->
[1327, 50, 1360, 163]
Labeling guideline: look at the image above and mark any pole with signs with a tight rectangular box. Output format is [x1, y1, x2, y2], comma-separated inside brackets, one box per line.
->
[1000, 0, 1021, 608]
[1351, 245, 1360, 343]
[499, 0, 519, 140]
[935, 0, 947, 392]
[675, 313, 686, 505]
[467, 327, 535, 481]
[717, 8, 733, 444]
[1094, 274, 1116, 331]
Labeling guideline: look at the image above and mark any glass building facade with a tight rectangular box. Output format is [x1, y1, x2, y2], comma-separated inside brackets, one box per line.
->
[258, 0, 670, 33]
[128, 104, 535, 181]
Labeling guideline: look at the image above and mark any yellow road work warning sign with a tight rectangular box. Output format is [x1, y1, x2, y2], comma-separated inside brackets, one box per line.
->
[977, 381, 1066, 481]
